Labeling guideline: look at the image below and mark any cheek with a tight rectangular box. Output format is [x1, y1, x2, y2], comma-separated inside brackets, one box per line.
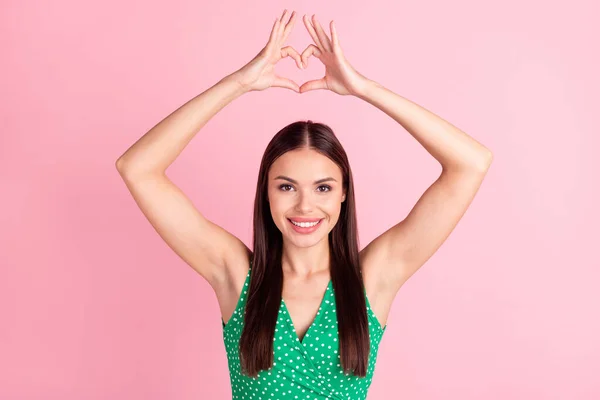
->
[321, 200, 342, 223]
[268, 196, 291, 223]
[268, 194, 286, 211]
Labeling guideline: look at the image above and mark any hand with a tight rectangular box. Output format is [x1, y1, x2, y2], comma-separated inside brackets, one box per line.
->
[298, 15, 369, 96]
[231, 10, 305, 93]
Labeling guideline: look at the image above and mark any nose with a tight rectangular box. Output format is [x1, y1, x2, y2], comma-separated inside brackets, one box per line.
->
[295, 191, 314, 213]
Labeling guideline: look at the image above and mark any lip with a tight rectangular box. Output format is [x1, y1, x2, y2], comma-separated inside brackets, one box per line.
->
[287, 218, 324, 234]
[288, 217, 323, 223]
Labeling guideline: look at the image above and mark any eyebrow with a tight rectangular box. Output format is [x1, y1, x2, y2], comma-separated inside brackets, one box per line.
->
[274, 175, 338, 184]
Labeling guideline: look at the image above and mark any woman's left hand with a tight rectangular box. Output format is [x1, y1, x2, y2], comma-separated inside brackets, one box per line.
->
[299, 15, 369, 96]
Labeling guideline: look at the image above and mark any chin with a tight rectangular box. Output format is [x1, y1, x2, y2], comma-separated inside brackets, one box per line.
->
[287, 236, 326, 249]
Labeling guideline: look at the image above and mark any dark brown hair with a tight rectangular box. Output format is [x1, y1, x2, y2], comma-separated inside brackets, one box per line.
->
[239, 120, 370, 377]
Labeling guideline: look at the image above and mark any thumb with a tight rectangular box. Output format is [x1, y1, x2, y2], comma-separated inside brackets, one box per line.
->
[272, 75, 300, 93]
[299, 78, 327, 93]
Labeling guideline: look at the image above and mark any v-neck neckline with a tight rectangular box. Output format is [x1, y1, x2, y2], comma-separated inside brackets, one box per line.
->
[281, 279, 332, 345]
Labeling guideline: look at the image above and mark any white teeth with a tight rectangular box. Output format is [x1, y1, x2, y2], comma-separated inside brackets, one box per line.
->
[291, 220, 320, 228]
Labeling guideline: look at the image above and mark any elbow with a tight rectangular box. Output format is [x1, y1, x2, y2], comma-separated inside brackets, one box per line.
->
[115, 156, 128, 173]
[115, 156, 137, 177]
[115, 156, 164, 179]
[478, 149, 494, 172]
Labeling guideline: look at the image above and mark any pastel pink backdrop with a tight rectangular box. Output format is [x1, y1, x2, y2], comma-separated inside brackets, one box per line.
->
[1, 1, 598, 399]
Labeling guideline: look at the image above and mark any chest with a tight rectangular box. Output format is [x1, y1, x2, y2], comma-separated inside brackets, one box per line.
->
[281, 279, 331, 342]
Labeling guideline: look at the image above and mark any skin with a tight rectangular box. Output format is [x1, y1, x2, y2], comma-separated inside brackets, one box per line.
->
[231, 10, 493, 333]
[231, 10, 369, 96]
[267, 148, 346, 278]
[116, 9, 493, 339]
[267, 148, 347, 338]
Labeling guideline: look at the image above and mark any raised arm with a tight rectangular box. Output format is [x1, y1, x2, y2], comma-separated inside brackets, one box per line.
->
[297, 15, 493, 324]
[115, 10, 304, 293]
[115, 75, 253, 289]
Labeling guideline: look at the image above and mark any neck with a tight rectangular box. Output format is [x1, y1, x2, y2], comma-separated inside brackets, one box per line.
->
[281, 237, 330, 278]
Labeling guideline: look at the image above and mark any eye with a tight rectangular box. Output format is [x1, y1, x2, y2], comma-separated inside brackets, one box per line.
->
[278, 184, 332, 193]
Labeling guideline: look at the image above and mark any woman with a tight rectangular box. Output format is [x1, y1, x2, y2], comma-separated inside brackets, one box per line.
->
[116, 10, 493, 399]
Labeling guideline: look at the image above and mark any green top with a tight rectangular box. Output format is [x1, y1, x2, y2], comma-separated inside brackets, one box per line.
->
[222, 265, 387, 399]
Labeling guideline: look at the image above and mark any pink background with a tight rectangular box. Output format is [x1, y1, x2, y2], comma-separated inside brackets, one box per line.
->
[1, 0, 599, 399]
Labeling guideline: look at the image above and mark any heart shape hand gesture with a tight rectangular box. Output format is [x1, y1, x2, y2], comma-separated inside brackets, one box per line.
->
[231, 10, 369, 97]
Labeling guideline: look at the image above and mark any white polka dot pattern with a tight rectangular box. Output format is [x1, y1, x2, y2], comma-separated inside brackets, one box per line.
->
[222, 267, 387, 399]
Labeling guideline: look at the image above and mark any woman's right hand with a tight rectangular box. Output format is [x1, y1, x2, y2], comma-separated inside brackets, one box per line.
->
[230, 10, 304, 93]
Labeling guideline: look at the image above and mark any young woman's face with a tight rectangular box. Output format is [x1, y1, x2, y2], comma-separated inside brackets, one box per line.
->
[267, 148, 346, 248]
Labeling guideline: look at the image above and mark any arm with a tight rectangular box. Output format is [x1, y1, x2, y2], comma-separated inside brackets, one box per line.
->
[116, 10, 304, 174]
[115, 75, 247, 175]
[298, 15, 492, 296]
[115, 10, 304, 290]
[355, 80, 493, 172]
[115, 75, 253, 287]
[357, 80, 493, 293]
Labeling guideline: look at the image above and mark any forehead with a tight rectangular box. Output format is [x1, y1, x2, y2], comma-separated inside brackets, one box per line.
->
[269, 149, 342, 181]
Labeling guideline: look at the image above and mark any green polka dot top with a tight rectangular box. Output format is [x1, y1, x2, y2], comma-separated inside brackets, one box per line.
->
[222, 266, 387, 399]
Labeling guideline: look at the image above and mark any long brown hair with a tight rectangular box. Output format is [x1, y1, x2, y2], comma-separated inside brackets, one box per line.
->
[239, 120, 370, 377]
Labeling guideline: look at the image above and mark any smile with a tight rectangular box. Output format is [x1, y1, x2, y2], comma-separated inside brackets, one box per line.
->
[287, 218, 324, 234]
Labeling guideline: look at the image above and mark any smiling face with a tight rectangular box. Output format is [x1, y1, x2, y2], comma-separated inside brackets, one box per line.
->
[267, 148, 346, 248]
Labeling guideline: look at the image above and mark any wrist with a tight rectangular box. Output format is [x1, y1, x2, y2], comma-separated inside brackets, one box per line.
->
[352, 78, 379, 99]
[222, 72, 252, 95]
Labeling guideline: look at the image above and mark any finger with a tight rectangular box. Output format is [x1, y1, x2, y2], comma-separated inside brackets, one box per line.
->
[281, 11, 297, 44]
[299, 78, 328, 93]
[311, 15, 332, 52]
[281, 45, 304, 69]
[279, 8, 288, 20]
[303, 14, 324, 51]
[300, 44, 322, 69]
[273, 75, 300, 92]
[330, 20, 342, 54]
[277, 9, 289, 39]
[266, 17, 281, 51]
